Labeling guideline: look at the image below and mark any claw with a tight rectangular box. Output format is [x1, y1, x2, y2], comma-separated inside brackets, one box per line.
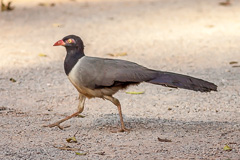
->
[43, 111, 82, 130]
[119, 127, 130, 132]
[110, 127, 130, 133]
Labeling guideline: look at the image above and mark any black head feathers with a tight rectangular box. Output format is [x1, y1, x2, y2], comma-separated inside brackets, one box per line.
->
[62, 35, 84, 51]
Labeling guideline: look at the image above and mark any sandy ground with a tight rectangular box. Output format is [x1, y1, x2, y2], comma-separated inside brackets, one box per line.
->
[0, 0, 240, 159]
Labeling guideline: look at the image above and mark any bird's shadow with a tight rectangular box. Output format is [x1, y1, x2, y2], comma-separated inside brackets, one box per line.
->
[89, 113, 239, 135]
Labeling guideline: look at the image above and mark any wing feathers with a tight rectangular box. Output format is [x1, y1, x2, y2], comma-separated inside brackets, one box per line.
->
[75, 57, 217, 92]
[148, 71, 217, 92]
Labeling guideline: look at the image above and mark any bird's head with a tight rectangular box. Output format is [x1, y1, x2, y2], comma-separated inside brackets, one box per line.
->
[53, 35, 84, 51]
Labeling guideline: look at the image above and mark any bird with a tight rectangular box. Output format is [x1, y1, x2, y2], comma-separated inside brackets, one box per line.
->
[45, 35, 217, 132]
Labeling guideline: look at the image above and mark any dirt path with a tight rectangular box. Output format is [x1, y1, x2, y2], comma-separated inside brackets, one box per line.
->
[0, 0, 239, 159]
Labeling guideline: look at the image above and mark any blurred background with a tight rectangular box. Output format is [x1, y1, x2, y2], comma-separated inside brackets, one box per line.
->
[1, 0, 240, 69]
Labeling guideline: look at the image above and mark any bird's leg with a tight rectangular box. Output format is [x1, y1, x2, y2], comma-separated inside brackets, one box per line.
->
[44, 94, 86, 129]
[104, 96, 129, 132]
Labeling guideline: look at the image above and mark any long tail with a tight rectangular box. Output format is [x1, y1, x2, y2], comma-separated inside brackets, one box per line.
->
[148, 71, 217, 92]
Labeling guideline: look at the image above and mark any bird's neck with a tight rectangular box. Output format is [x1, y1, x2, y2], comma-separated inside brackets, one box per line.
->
[64, 48, 85, 75]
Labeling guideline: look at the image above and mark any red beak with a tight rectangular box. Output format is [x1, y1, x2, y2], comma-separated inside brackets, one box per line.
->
[53, 40, 65, 46]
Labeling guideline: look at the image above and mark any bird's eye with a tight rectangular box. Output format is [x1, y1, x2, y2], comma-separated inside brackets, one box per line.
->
[67, 39, 73, 43]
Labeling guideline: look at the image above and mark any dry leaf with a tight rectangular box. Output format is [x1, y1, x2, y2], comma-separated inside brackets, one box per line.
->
[10, 78, 16, 82]
[206, 25, 214, 28]
[107, 52, 127, 57]
[126, 91, 144, 94]
[157, 137, 172, 142]
[38, 3, 55, 7]
[77, 115, 85, 118]
[219, 0, 231, 6]
[223, 145, 232, 151]
[229, 61, 238, 65]
[75, 152, 87, 155]
[66, 136, 77, 143]
[38, 53, 47, 57]
[232, 65, 240, 68]
[1, 1, 14, 12]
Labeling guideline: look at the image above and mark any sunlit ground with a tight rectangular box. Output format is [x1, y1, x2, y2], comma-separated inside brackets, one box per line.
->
[0, 0, 239, 159]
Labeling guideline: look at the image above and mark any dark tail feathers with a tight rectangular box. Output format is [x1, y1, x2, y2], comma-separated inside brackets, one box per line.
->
[148, 71, 217, 92]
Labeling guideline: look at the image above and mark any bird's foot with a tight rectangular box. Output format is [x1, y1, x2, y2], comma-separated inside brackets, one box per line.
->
[119, 127, 130, 132]
[43, 122, 70, 130]
[43, 111, 82, 130]
[110, 127, 130, 133]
